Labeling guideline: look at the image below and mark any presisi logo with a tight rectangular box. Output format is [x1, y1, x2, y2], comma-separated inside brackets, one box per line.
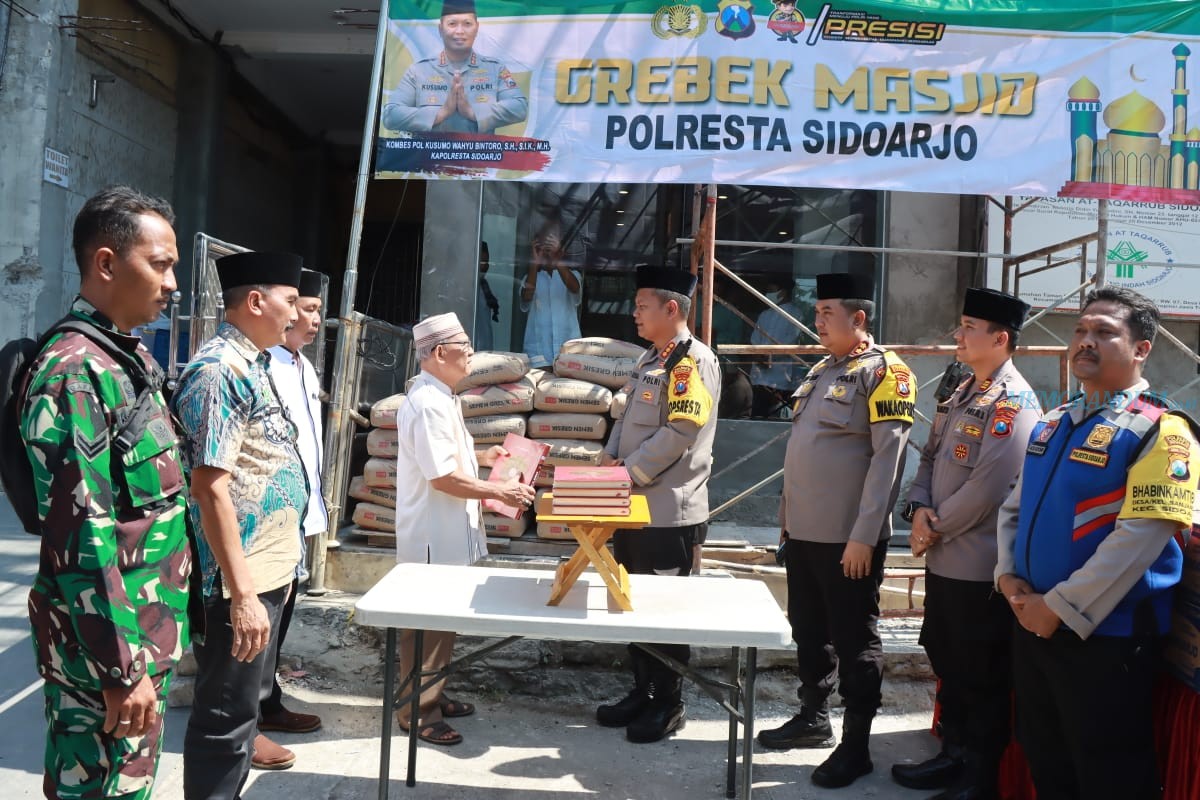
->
[715, 0, 756, 40]
[803, 3, 946, 47]
[651, 4, 706, 39]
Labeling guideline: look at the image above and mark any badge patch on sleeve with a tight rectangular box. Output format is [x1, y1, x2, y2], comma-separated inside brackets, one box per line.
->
[667, 356, 713, 426]
[1119, 414, 1199, 525]
[868, 351, 916, 424]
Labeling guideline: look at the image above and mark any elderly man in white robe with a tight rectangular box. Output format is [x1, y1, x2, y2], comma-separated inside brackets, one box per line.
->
[392, 312, 535, 746]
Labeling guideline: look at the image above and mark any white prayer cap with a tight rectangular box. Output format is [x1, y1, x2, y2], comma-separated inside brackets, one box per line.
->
[414, 312, 467, 351]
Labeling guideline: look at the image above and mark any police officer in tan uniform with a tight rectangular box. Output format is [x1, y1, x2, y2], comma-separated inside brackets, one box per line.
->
[382, 0, 528, 134]
[893, 288, 1040, 800]
[596, 266, 721, 744]
[759, 272, 914, 789]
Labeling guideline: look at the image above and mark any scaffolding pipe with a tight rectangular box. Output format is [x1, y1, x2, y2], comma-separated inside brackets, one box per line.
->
[701, 184, 717, 347]
[1094, 199, 1109, 288]
[712, 258, 821, 343]
[313, 0, 388, 594]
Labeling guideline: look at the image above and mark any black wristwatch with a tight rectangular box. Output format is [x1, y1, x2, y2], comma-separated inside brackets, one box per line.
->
[901, 501, 927, 523]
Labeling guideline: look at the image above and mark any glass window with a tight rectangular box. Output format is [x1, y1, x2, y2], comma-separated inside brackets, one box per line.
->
[474, 182, 882, 418]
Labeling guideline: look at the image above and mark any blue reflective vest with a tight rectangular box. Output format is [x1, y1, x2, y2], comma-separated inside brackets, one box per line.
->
[1014, 396, 1183, 637]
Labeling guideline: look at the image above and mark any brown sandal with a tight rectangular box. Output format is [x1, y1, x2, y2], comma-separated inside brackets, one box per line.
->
[439, 696, 475, 718]
[414, 720, 462, 746]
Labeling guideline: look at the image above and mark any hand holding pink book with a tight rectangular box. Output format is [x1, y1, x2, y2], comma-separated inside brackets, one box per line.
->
[482, 433, 551, 519]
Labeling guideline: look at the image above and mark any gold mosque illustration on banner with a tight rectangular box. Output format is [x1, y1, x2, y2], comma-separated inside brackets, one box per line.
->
[1062, 43, 1200, 205]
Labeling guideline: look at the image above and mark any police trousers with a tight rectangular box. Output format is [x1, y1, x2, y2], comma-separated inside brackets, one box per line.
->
[785, 538, 886, 716]
[613, 524, 701, 692]
[1012, 624, 1161, 800]
[183, 582, 289, 800]
[920, 572, 1012, 756]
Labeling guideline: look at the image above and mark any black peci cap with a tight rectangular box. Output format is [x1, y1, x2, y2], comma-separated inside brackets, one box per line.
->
[635, 265, 697, 297]
[815, 272, 874, 301]
[216, 252, 303, 292]
[441, 0, 476, 15]
[962, 287, 1031, 331]
[298, 269, 325, 299]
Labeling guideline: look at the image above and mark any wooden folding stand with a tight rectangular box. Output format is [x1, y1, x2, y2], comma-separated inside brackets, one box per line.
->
[538, 494, 651, 611]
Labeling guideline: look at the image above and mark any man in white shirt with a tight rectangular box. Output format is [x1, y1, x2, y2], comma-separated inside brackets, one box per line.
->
[255, 269, 328, 767]
[394, 312, 535, 746]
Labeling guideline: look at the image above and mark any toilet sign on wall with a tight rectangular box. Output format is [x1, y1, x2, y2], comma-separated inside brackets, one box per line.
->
[43, 147, 70, 189]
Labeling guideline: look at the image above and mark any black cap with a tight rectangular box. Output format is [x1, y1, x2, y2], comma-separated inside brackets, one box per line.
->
[636, 265, 697, 297]
[216, 252, 303, 292]
[298, 269, 325, 299]
[816, 272, 873, 301]
[962, 287, 1030, 331]
[441, 0, 475, 15]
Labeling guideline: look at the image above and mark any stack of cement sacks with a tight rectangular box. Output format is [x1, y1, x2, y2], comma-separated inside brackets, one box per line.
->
[347, 393, 407, 545]
[456, 352, 536, 539]
[531, 337, 643, 540]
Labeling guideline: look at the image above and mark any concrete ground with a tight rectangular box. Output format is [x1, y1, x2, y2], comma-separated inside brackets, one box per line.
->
[0, 494, 944, 799]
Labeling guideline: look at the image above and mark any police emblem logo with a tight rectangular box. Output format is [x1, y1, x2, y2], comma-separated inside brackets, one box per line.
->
[830, 384, 849, 399]
[651, 4, 707, 39]
[476, 94, 491, 102]
[498, 67, 518, 89]
[1085, 424, 1118, 450]
[954, 443, 969, 461]
[1164, 433, 1192, 482]
[428, 95, 440, 104]
[715, 0, 757, 39]
[990, 405, 1019, 438]
[890, 364, 913, 398]
[641, 390, 654, 402]
[1033, 419, 1059, 443]
[875, 365, 886, 380]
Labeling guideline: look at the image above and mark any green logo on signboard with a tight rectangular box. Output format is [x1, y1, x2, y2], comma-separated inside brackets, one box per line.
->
[1107, 240, 1149, 279]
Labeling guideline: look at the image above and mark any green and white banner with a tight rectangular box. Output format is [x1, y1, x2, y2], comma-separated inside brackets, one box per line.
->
[375, 0, 1200, 202]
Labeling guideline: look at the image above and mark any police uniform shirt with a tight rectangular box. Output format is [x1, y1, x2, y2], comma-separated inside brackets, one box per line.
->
[604, 333, 721, 528]
[908, 359, 1041, 582]
[995, 378, 1200, 638]
[383, 50, 528, 133]
[781, 339, 914, 546]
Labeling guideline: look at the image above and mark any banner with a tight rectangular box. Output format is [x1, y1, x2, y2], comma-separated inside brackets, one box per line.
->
[986, 196, 1200, 318]
[375, 1, 1200, 200]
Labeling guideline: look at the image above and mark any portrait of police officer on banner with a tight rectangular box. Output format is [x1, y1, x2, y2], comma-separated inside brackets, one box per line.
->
[382, 0, 529, 134]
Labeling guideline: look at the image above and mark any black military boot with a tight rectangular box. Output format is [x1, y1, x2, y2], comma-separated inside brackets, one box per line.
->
[597, 656, 652, 727]
[811, 711, 874, 789]
[891, 734, 966, 790]
[928, 749, 1000, 800]
[758, 687, 834, 749]
[626, 675, 686, 743]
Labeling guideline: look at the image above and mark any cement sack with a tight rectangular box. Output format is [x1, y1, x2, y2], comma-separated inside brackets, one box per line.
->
[460, 379, 535, 418]
[539, 438, 605, 467]
[534, 376, 613, 413]
[537, 520, 574, 541]
[483, 512, 532, 538]
[553, 353, 636, 389]
[526, 368, 550, 387]
[456, 351, 530, 391]
[528, 412, 607, 440]
[560, 337, 646, 360]
[349, 476, 397, 509]
[610, 389, 629, 419]
[366, 427, 399, 457]
[464, 413, 526, 444]
[352, 502, 396, 532]
[370, 394, 405, 428]
[363, 458, 397, 488]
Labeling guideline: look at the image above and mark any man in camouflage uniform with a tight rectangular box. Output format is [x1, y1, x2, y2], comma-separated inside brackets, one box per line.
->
[382, 0, 528, 134]
[22, 187, 190, 800]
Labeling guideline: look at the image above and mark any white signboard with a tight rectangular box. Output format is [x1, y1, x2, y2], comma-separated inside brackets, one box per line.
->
[986, 196, 1200, 319]
[43, 147, 70, 188]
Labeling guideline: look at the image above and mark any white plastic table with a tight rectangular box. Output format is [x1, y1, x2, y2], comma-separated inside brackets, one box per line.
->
[355, 563, 793, 800]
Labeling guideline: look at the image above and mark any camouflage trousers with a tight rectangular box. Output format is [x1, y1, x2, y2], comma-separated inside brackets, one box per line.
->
[41, 672, 170, 800]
